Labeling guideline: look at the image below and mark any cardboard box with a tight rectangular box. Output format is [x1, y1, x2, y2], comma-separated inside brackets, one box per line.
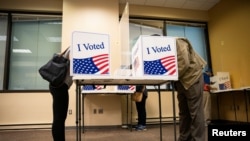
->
[71, 31, 110, 76]
[131, 35, 178, 80]
[210, 72, 232, 92]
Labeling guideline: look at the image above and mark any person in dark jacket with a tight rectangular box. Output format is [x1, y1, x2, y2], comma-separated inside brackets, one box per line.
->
[134, 85, 148, 131]
[203, 69, 212, 126]
[49, 47, 73, 141]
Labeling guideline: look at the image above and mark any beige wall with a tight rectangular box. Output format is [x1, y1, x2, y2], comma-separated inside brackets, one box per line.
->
[208, 0, 250, 88]
[62, 0, 121, 126]
[0, 0, 62, 12]
[0, 0, 63, 129]
[0, 93, 52, 125]
[126, 4, 208, 21]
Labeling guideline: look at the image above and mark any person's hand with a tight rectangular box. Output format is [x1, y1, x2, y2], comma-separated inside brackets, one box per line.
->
[205, 71, 212, 76]
[204, 84, 210, 91]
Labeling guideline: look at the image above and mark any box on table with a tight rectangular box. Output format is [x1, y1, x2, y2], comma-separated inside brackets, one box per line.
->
[131, 35, 178, 80]
[210, 72, 232, 92]
[71, 31, 110, 76]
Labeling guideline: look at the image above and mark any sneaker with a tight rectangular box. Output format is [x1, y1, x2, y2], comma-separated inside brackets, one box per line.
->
[135, 125, 147, 131]
[131, 125, 138, 129]
[132, 124, 143, 129]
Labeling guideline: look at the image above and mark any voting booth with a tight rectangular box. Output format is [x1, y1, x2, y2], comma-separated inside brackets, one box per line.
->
[71, 4, 179, 141]
[71, 31, 110, 76]
[131, 35, 178, 80]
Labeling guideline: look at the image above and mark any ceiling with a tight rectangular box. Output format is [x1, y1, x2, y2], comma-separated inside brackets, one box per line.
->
[119, 0, 220, 11]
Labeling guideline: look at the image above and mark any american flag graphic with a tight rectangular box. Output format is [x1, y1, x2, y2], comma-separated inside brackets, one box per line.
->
[118, 85, 135, 91]
[83, 85, 104, 90]
[73, 54, 109, 74]
[144, 55, 176, 75]
[95, 85, 104, 90]
[82, 85, 95, 90]
[219, 81, 231, 90]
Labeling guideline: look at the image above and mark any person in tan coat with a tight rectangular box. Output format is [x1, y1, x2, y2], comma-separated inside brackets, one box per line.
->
[175, 38, 207, 141]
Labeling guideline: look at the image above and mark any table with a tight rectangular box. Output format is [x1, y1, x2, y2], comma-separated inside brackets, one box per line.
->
[211, 88, 250, 122]
[74, 76, 177, 141]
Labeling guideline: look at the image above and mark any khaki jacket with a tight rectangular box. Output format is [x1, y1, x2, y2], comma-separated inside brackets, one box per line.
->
[176, 38, 207, 90]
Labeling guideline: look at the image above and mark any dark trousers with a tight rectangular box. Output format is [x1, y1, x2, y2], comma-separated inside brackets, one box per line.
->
[175, 75, 205, 141]
[49, 83, 69, 141]
[135, 94, 147, 126]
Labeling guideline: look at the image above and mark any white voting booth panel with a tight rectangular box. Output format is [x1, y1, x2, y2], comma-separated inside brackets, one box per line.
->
[71, 31, 110, 77]
[132, 35, 178, 80]
[70, 33, 179, 90]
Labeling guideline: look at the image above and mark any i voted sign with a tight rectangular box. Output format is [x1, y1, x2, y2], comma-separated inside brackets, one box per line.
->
[71, 31, 110, 76]
[132, 35, 178, 80]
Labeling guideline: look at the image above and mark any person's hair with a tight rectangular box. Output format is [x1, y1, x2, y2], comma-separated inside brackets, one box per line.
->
[151, 34, 161, 36]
